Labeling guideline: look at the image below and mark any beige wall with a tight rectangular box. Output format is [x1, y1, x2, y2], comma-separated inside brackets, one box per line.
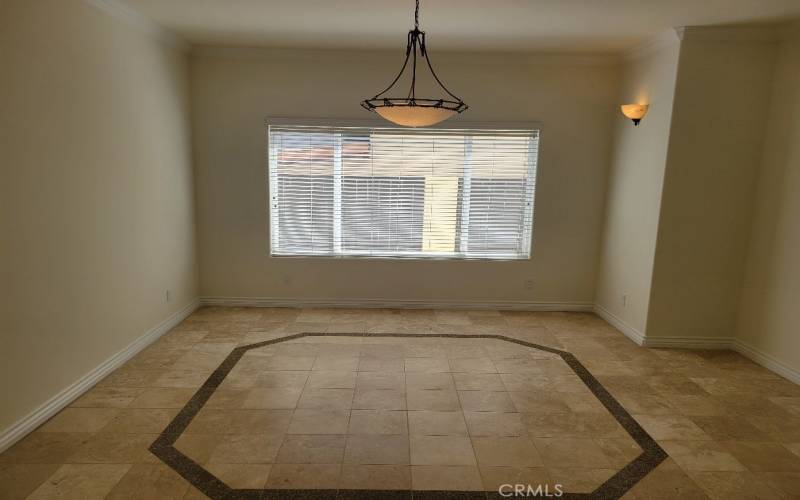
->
[736, 31, 800, 374]
[0, 0, 197, 433]
[595, 36, 680, 334]
[645, 33, 778, 340]
[190, 49, 618, 305]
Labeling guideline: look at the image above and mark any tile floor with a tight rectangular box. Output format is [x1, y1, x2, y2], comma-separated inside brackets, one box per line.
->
[1, 307, 799, 499]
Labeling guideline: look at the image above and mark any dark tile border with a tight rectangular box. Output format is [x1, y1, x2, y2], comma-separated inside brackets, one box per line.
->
[149, 332, 667, 500]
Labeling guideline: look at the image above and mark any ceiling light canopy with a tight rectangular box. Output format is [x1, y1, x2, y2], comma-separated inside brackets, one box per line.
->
[361, 0, 468, 127]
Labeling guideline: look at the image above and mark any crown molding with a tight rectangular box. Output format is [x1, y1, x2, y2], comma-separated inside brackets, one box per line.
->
[676, 25, 781, 44]
[189, 45, 620, 67]
[83, 0, 188, 51]
[623, 29, 682, 61]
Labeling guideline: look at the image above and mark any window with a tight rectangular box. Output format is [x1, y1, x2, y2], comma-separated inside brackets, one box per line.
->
[268, 124, 539, 259]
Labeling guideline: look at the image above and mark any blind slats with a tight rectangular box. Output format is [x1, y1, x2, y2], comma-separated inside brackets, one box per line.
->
[268, 125, 538, 259]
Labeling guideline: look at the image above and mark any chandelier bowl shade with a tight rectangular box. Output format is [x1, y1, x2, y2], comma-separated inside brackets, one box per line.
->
[361, 0, 468, 127]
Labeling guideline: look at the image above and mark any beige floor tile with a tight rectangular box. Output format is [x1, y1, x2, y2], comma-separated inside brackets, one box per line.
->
[254, 371, 310, 388]
[508, 391, 571, 414]
[105, 464, 189, 499]
[0, 463, 60, 500]
[99, 408, 178, 434]
[722, 441, 800, 472]
[624, 459, 709, 500]
[39, 408, 119, 433]
[230, 409, 293, 434]
[522, 411, 625, 439]
[10, 307, 796, 499]
[665, 395, 728, 417]
[407, 389, 460, 411]
[352, 389, 406, 410]
[339, 464, 411, 489]
[266, 356, 316, 371]
[266, 464, 341, 489]
[66, 433, 159, 464]
[204, 463, 271, 489]
[343, 435, 409, 465]
[306, 370, 357, 389]
[558, 391, 611, 413]
[312, 356, 359, 371]
[410, 435, 476, 466]
[411, 465, 483, 490]
[688, 470, 783, 500]
[472, 436, 542, 467]
[405, 373, 454, 390]
[633, 414, 712, 441]
[348, 410, 408, 435]
[208, 433, 284, 464]
[288, 409, 350, 434]
[446, 346, 489, 359]
[547, 467, 616, 493]
[493, 358, 546, 374]
[458, 391, 516, 412]
[660, 440, 746, 471]
[408, 410, 468, 436]
[464, 412, 526, 437]
[689, 416, 773, 441]
[154, 370, 210, 389]
[276, 434, 346, 464]
[746, 416, 800, 442]
[404, 358, 450, 373]
[785, 442, 800, 458]
[183, 409, 232, 434]
[70, 387, 144, 408]
[355, 372, 405, 391]
[532, 438, 611, 468]
[614, 393, 676, 416]
[201, 388, 250, 409]
[757, 471, 800, 497]
[242, 387, 303, 409]
[297, 388, 354, 410]
[448, 358, 497, 373]
[173, 433, 223, 464]
[479, 466, 552, 493]
[127, 388, 196, 409]
[453, 373, 505, 391]
[594, 438, 644, 468]
[358, 357, 405, 373]
[768, 397, 800, 417]
[27, 464, 131, 500]
[0, 432, 87, 464]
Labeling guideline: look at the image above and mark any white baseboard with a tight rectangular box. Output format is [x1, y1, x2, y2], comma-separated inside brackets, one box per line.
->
[641, 336, 734, 349]
[199, 296, 594, 312]
[733, 339, 800, 385]
[0, 299, 200, 453]
[592, 304, 645, 345]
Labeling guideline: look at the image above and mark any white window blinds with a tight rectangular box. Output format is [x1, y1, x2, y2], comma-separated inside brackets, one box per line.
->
[268, 124, 539, 259]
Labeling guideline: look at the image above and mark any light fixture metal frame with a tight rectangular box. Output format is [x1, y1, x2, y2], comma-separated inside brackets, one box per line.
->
[360, 0, 468, 119]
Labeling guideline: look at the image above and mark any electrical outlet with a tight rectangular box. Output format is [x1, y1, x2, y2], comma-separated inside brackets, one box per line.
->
[524, 279, 535, 290]
[165, 290, 172, 303]
[622, 293, 628, 308]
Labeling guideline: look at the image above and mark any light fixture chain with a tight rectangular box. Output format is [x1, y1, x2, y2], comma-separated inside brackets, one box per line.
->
[415, 0, 420, 28]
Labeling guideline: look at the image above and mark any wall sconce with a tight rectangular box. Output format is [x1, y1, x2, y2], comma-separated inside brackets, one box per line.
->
[620, 104, 649, 126]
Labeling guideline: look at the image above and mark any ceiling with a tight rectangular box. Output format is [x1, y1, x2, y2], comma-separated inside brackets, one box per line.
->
[122, 0, 800, 53]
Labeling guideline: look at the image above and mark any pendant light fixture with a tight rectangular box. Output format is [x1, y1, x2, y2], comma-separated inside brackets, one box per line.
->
[361, 0, 468, 127]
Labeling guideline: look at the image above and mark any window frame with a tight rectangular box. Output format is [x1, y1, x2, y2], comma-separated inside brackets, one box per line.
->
[266, 117, 542, 261]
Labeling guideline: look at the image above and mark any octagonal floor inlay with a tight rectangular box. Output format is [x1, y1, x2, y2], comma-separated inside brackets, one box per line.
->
[149, 333, 667, 499]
